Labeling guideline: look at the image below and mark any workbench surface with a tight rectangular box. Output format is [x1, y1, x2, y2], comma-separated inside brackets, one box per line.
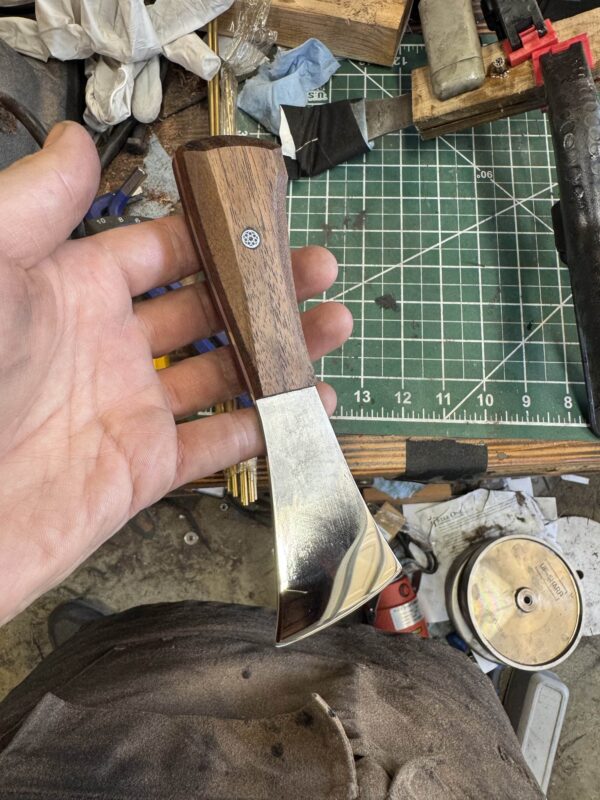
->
[243, 38, 591, 445]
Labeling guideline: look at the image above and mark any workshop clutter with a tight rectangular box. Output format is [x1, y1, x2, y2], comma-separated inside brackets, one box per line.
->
[1, 0, 599, 649]
[0, 0, 234, 129]
[364, 473, 595, 793]
[373, 575, 429, 637]
[365, 476, 589, 674]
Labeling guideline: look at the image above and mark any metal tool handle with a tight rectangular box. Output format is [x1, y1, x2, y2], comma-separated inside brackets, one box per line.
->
[541, 43, 600, 435]
[173, 137, 315, 400]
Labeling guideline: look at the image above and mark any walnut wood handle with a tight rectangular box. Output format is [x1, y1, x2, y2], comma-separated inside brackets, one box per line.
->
[173, 136, 315, 401]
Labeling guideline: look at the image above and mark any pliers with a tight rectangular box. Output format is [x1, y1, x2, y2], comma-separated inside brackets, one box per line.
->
[86, 167, 147, 220]
[145, 282, 253, 408]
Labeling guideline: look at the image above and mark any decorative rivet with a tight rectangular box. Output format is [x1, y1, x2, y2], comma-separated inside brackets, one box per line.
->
[241, 228, 261, 249]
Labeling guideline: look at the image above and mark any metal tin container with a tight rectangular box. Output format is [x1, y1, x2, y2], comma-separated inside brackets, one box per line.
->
[446, 535, 583, 670]
[420, 0, 485, 100]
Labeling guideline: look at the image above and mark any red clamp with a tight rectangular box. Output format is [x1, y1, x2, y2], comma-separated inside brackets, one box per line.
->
[502, 18, 594, 85]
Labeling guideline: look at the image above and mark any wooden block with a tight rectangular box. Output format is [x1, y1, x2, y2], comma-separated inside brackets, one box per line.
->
[374, 501, 405, 539]
[185, 434, 600, 492]
[400, 483, 454, 504]
[363, 483, 453, 506]
[412, 7, 600, 138]
[220, 0, 412, 67]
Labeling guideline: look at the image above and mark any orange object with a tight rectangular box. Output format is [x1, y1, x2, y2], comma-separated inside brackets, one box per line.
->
[374, 576, 428, 637]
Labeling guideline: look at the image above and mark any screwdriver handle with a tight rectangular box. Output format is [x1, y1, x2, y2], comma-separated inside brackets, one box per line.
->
[173, 137, 315, 400]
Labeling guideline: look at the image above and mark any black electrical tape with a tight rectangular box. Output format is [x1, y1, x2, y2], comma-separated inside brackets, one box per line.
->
[539, 0, 600, 21]
[405, 439, 488, 480]
[282, 99, 370, 180]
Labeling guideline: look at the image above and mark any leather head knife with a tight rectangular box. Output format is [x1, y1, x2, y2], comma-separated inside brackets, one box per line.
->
[173, 137, 400, 645]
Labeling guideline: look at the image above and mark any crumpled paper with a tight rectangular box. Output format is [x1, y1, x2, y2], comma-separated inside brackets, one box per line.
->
[0, 0, 233, 130]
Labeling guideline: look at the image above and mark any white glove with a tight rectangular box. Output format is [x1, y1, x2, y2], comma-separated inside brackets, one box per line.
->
[35, 0, 159, 63]
[36, 1, 94, 60]
[132, 55, 163, 124]
[0, 17, 49, 60]
[84, 57, 138, 132]
[148, 0, 234, 48]
[162, 33, 220, 82]
[0, 0, 234, 129]
[80, 0, 160, 63]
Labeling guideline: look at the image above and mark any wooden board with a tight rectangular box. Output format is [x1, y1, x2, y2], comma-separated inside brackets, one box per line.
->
[364, 484, 454, 505]
[220, 0, 412, 67]
[188, 435, 600, 491]
[412, 7, 600, 138]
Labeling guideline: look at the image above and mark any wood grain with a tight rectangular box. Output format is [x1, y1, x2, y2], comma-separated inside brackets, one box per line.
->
[412, 7, 600, 138]
[364, 484, 454, 505]
[220, 0, 412, 67]
[173, 136, 315, 400]
[187, 435, 600, 489]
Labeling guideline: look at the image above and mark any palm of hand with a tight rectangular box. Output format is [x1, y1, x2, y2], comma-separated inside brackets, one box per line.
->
[0, 123, 350, 622]
[1, 235, 178, 592]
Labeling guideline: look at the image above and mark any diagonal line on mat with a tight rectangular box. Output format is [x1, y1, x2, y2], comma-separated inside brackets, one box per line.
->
[346, 60, 399, 97]
[328, 183, 554, 302]
[439, 134, 555, 234]
[443, 294, 573, 419]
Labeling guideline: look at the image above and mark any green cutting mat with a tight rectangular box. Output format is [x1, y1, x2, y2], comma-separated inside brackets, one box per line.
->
[240, 37, 593, 442]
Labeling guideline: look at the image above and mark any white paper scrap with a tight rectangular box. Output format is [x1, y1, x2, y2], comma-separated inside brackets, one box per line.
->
[472, 651, 501, 673]
[535, 497, 558, 545]
[561, 474, 591, 485]
[505, 477, 534, 495]
[557, 516, 600, 637]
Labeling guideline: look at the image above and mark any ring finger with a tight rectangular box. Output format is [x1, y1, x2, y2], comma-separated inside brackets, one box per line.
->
[160, 302, 353, 417]
[136, 245, 338, 357]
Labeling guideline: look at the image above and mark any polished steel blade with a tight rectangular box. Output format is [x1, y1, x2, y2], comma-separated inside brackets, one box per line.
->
[365, 93, 414, 140]
[256, 386, 401, 646]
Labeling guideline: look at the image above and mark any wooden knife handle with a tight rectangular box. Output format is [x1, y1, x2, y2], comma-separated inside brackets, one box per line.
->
[173, 136, 315, 400]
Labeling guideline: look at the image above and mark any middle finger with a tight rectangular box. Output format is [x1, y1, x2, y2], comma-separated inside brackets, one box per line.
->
[136, 245, 338, 357]
[160, 301, 353, 418]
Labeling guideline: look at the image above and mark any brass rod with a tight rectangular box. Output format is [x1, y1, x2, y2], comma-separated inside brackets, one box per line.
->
[207, 19, 219, 136]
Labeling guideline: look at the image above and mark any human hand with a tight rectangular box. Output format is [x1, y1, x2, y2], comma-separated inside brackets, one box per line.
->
[0, 122, 352, 623]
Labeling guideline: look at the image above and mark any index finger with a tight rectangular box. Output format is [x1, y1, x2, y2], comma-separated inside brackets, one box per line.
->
[0, 122, 100, 268]
[88, 215, 200, 296]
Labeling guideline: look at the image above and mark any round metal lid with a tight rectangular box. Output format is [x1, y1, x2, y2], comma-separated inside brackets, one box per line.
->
[464, 535, 583, 669]
[446, 545, 497, 662]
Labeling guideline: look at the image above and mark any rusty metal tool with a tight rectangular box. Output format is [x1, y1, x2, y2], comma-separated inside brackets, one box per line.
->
[541, 42, 600, 434]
